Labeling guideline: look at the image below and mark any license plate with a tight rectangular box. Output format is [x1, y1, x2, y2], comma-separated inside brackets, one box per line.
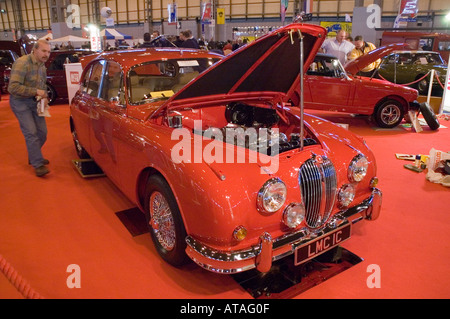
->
[294, 223, 351, 265]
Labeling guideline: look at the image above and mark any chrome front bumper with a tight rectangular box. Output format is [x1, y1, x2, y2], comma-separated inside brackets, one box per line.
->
[185, 188, 382, 274]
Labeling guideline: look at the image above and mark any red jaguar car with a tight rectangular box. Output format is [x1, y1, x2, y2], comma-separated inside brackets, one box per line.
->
[70, 24, 382, 274]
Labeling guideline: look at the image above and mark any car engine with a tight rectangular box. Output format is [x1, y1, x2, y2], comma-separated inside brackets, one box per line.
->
[199, 102, 317, 155]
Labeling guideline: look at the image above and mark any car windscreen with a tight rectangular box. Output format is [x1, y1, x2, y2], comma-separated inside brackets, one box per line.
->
[127, 58, 219, 104]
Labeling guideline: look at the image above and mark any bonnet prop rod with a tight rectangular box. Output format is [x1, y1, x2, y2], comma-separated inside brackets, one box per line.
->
[298, 28, 305, 151]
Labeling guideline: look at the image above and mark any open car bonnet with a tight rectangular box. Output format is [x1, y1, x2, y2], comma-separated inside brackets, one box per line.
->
[153, 23, 327, 116]
[344, 43, 410, 75]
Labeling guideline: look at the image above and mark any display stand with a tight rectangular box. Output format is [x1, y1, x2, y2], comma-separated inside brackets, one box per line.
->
[232, 247, 363, 299]
[115, 207, 148, 237]
[72, 159, 105, 178]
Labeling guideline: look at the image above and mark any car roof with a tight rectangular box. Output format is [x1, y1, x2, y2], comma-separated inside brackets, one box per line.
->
[391, 50, 440, 54]
[87, 48, 223, 69]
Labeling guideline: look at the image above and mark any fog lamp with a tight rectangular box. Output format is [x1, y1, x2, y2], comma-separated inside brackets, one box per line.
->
[282, 203, 305, 228]
[370, 176, 379, 188]
[338, 184, 355, 207]
[233, 226, 248, 241]
[348, 154, 369, 182]
[257, 178, 287, 213]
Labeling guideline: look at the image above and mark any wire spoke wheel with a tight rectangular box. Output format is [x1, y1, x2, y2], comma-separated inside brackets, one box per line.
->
[149, 191, 176, 251]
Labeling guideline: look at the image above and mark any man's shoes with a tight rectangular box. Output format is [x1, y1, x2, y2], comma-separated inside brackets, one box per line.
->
[29, 159, 50, 165]
[35, 165, 49, 177]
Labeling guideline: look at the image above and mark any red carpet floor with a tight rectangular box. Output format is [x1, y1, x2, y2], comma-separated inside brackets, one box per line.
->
[1, 95, 449, 299]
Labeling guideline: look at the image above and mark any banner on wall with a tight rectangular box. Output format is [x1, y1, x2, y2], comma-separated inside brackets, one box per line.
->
[319, 22, 352, 37]
[440, 63, 450, 113]
[168, 3, 177, 25]
[280, 0, 289, 23]
[394, 0, 419, 28]
[89, 27, 101, 51]
[202, 0, 212, 24]
[303, 0, 313, 14]
[217, 8, 225, 25]
[399, 0, 419, 21]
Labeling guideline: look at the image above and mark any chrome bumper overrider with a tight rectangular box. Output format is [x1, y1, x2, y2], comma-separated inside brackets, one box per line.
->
[185, 188, 382, 274]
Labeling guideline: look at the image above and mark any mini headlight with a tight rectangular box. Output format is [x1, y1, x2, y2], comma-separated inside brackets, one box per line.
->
[257, 178, 287, 213]
[282, 203, 305, 228]
[348, 154, 369, 182]
[338, 184, 355, 207]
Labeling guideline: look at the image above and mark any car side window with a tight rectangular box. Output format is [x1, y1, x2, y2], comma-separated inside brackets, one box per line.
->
[87, 61, 105, 97]
[385, 54, 398, 64]
[0, 50, 16, 65]
[100, 61, 124, 104]
[307, 58, 339, 77]
[399, 54, 412, 65]
[48, 54, 66, 70]
[438, 41, 450, 51]
[80, 65, 93, 93]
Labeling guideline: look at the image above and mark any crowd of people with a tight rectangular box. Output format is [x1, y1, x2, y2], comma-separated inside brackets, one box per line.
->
[93, 29, 249, 56]
[134, 29, 248, 56]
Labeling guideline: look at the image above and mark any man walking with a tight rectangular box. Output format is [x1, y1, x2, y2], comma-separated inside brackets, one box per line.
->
[8, 39, 51, 177]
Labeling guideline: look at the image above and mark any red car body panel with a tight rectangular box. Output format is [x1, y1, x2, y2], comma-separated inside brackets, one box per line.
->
[70, 23, 382, 273]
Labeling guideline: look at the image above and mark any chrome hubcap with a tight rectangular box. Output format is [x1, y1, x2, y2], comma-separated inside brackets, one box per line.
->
[380, 104, 401, 125]
[149, 192, 176, 251]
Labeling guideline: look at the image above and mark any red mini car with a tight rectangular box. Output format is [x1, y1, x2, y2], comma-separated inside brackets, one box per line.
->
[70, 24, 382, 274]
[296, 44, 422, 128]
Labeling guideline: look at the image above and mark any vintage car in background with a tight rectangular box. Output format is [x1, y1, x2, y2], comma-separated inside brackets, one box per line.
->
[70, 24, 382, 274]
[0, 49, 19, 93]
[4, 49, 94, 104]
[290, 44, 439, 130]
[377, 50, 447, 95]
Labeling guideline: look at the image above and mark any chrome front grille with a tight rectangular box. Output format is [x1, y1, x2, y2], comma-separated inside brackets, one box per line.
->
[299, 155, 337, 228]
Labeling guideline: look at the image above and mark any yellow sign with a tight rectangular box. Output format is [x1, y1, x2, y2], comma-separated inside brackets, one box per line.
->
[320, 22, 352, 37]
[217, 8, 225, 25]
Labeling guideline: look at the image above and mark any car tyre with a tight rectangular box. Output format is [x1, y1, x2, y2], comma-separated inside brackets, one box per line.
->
[47, 84, 57, 105]
[416, 75, 429, 95]
[373, 100, 404, 128]
[419, 102, 440, 131]
[144, 175, 189, 267]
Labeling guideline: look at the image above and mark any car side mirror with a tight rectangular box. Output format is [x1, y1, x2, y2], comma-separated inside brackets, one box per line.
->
[110, 96, 125, 108]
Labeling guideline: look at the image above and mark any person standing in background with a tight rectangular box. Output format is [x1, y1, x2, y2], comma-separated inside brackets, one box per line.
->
[348, 35, 380, 77]
[8, 39, 51, 177]
[178, 30, 199, 49]
[320, 29, 354, 66]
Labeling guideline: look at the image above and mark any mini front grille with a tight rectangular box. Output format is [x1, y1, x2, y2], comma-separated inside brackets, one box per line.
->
[299, 156, 337, 228]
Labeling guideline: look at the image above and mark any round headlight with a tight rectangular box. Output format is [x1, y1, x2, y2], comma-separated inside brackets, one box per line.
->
[348, 154, 369, 182]
[282, 203, 305, 228]
[338, 184, 355, 207]
[257, 178, 287, 213]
